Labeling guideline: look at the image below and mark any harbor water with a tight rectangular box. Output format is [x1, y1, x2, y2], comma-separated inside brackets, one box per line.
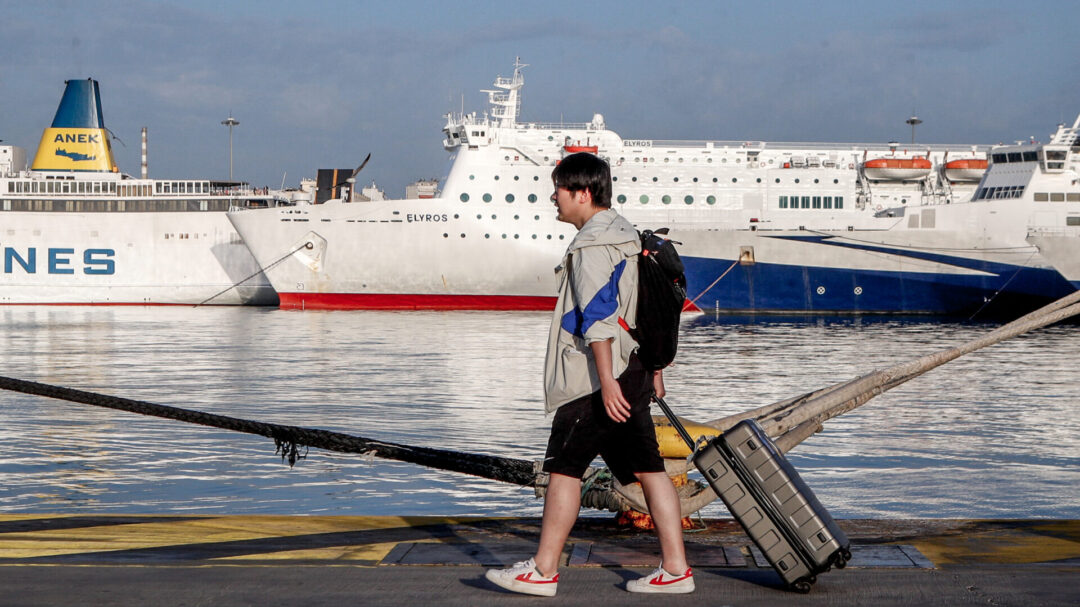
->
[1, 307, 1077, 519]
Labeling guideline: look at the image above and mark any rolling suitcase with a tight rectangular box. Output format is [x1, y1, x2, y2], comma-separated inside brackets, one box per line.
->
[653, 395, 851, 592]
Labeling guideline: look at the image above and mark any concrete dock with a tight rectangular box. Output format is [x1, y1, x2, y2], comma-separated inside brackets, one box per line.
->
[1, 515, 1077, 606]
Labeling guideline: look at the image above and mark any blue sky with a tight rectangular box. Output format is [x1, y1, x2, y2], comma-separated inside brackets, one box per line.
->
[1, 0, 1077, 195]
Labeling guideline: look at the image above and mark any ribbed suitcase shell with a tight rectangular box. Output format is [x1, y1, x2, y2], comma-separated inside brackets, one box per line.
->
[693, 419, 850, 592]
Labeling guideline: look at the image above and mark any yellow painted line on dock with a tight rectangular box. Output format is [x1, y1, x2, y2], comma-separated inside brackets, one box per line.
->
[211, 541, 402, 562]
[908, 520, 1080, 565]
[0, 515, 470, 560]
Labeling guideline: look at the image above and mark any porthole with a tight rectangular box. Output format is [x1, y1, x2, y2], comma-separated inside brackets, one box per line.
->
[814, 179, 819, 184]
[534, 215, 540, 220]
[617, 194, 627, 204]
[531, 234, 537, 239]
[547, 235, 552, 239]
[662, 195, 671, 204]
[485, 234, 490, 239]
[460, 233, 466, 238]
[514, 175, 520, 181]
[706, 195, 716, 205]
[712, 178, 718, 183]
[547, 135, 553, 141]
[632, 177, 638, 182]
[732, 178, 737, 183]
[514, 234, 519, 239]
[693, 177, 699, 183]
[534, 175, 540, 181]
[505, 194, 515, 202]
[722, 158, 727, 163]
[443, 233, 449, 238]
[559, 234, 565, 240]
[674, 177, 679, 182]
[775, 178, 780, 184]
[757, 178, 762, 183]
[460, 193, 470, 202]
[453, 214, 460, 219]
[613, 176, 618, 182]
[494, 175, 500, 181]
[483, 193, 492, 202]
[664, 158, 670, 163]
[514, 214, 519, 220]
[652, 177, 658, 182]
[795, 178, 800, 184]
[707, 158, 713, 163]
[504, 156, 510, 161]
[833, 179, 839, 184]
[528, 194, 537, 202]
[640, 195, 649, 204]
[476, 214, 482, 219]
[502, 234, 507, 239]
[469, 175, 475, 180]
[684, 196, 693, 205]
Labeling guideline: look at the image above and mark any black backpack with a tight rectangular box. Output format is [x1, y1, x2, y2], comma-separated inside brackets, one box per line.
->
[619, 228, 688, 371]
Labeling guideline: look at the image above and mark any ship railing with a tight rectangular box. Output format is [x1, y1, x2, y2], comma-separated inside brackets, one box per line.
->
[642, 139, 993, 153]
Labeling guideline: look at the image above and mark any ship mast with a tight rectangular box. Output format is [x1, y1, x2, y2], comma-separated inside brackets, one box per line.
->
[482, 57, 527, 128]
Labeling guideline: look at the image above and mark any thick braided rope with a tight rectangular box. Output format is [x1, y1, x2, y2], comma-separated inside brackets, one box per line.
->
[0, 375, 536, 487]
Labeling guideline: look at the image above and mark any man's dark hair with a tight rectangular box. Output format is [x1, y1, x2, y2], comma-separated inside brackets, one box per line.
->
[552, 152, 612, 208]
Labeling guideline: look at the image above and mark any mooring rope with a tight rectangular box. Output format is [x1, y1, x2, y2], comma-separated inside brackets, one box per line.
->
[195, 239, 314, 307]
[685, 259, 739, 310]
[0, 375, 536, 487]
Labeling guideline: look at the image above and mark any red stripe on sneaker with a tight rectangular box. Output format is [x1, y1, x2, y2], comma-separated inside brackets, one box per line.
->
[650, 569, 692, 585]
[516, 572, 559, 584]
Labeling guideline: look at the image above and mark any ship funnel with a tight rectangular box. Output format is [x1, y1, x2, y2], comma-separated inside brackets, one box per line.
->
[31, 78, 118, 173]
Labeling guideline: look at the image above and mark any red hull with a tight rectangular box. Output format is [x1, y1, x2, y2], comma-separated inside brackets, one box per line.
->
[278, 292, 558, 310]
[278, 292, 703, 313]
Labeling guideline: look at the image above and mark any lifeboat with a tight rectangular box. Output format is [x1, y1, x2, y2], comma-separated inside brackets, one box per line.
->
[563, 144, 598, 154]
[863, 157, 932, 181]
[944, 158, 988, 182]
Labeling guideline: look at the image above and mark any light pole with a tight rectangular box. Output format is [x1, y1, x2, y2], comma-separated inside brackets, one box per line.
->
[221, 113, 239, 181]
[906, 115, 922, 145]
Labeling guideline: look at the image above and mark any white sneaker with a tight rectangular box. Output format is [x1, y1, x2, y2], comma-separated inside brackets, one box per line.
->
[626, 565, 695, 594]
[484, 558, 559, 597]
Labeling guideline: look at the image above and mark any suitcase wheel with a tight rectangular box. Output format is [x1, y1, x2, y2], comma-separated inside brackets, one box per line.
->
[835, 548, 852, 569]
[792, 579, 813, 594]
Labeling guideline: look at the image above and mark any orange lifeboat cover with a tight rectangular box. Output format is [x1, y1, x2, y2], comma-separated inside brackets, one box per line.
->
[864, 157, 932, 169]
[564, 145, 599, 154]
[944, 159, 988, 170]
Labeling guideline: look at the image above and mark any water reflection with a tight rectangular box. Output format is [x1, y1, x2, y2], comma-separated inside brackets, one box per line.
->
[0, 307, 1077, 518]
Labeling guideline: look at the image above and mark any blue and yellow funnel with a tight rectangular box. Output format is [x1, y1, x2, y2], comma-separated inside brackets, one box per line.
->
[31, 78, 117, 172]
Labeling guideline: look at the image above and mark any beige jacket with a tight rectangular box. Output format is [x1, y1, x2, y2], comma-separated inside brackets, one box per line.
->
[543, 209, 640, 412]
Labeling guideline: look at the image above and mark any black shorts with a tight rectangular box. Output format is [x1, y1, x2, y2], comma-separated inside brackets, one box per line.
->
[542, 356, 665, 486]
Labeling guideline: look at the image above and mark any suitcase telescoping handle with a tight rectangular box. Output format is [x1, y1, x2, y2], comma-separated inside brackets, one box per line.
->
[651, 392, 696, 450]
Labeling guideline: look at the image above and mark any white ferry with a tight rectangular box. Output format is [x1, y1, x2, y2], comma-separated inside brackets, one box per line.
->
[0, 78, 287, 305]
[228, 60, 1079, 315]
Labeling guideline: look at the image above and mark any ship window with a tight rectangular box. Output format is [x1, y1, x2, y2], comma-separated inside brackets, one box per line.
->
[534, 175, 540, 181]
[1051, 193, 1065, 202]
[813, 196, 821, 209]
[673, 177, 679, 182]
[617, 194, 626, 204]
[1069, 193, 1080, 202]
[732, 178, 737, 183]
[1007, 153, 1022, 163]
[494, 175, 500, 180]
[713, 178, 718, 183]
[1023, 151, 1038, 162]
[460, 193, 470, 202]
[1034, 192, 1049, 201]
[505, 194, 515, 202]
[1068, 217, 1080, 226]
[780, 196, 788, 209]
[692, 177, 698, 183]
[684, 196, 693, 205]
[794, 178, 800, 184]
[992, 153, 1007, 163]
[662, 195, 671, 204]
[528, 194, 537, 202]
[483, 193, 492, 202]
[836, 196, 844, 209]
[652, 177, 658, 182]
[801, 196, 810, 209]
[639, 195, 649, 204]
[824, 196, 832, 209]
[1046, 151, 1067, 161]
[469, 175, 475, 180]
